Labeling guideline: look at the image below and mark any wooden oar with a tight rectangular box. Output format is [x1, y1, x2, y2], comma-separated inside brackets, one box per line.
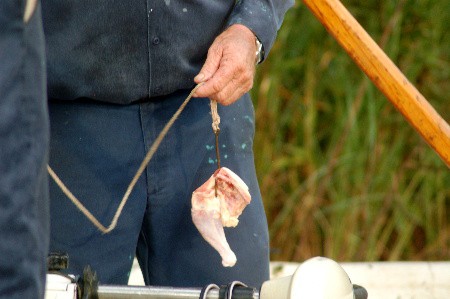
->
[302, 0, 450, 167]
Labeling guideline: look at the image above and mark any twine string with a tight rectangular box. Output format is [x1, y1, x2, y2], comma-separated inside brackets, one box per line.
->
[48, 83, 204, 234]
[210, 99, 221, 197]
[210, 99, 220, 134]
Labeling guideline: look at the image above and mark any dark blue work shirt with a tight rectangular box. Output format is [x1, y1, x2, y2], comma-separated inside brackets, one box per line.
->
[41, 0, 293, 104]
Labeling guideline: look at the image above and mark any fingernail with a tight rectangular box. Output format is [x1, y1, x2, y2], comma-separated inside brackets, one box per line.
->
[195, 73, 205, 82]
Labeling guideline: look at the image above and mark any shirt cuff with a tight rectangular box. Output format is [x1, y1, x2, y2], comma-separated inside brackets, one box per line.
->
[225, 0, 294, 63]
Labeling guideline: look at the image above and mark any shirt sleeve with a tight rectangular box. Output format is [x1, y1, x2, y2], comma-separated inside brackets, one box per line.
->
[225, 0, 294, 62]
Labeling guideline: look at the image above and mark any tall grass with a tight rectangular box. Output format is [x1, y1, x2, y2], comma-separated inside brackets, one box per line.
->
[252, 0, 450, 262]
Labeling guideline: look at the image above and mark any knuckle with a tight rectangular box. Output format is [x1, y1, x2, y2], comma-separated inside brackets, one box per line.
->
[215, 92, 227, 104]
[241, 71, 252, 83]
[211, 79, 224, 94]
[215, 91, 232, 106]
[235, 64, 245, 74]
[247, 80, 254, 90]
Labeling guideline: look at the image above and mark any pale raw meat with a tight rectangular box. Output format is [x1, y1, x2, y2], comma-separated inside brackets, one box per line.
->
[191, 167, 251, 267]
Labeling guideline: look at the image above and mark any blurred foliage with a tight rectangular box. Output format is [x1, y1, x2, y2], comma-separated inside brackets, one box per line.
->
[251, 0, 450, 262]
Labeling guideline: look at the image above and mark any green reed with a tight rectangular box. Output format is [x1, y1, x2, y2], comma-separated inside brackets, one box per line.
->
[251, 0, 450, 262]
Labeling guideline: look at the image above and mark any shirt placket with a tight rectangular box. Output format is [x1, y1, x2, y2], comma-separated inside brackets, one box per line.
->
[146, 0, 165, 98]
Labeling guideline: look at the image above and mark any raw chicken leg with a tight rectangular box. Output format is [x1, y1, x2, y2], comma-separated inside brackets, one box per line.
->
[191, 167, 251, 267]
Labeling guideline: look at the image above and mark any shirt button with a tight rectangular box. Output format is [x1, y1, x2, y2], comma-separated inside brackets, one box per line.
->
[152, 37, 160, 45]
[155, 87, 162, 93]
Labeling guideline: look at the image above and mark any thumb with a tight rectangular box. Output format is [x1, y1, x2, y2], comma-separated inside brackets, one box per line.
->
[194, 45, 222, 83]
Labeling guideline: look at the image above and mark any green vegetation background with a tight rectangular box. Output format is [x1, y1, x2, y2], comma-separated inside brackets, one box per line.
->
[251, 0, 449, 262]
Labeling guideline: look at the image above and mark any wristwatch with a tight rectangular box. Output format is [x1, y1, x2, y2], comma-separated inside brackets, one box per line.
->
[255, 36, 264, 65]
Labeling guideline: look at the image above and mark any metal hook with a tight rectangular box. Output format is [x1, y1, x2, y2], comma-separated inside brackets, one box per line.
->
[224, 281, 248, 299]
[199, 283, 219, 299]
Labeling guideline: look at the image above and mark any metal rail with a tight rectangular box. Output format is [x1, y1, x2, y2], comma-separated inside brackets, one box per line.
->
[97, 285, 259, 299]
[96, 284, 369, 299]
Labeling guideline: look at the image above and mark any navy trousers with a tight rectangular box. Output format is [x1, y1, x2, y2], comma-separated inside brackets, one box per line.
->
[0, 1, 49, 298]
[48, 91, 270, 288]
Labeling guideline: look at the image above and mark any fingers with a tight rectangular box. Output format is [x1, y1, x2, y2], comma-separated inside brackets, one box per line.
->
[193, 24, 257, 106]
[204, 63, 254, 106]
[194, 44, 222, 84]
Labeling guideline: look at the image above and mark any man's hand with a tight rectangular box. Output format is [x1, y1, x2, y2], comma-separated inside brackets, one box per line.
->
[193, 24, 258, 106]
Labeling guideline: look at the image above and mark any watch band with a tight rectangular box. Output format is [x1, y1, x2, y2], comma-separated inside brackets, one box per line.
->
[255, 37, 264, 65]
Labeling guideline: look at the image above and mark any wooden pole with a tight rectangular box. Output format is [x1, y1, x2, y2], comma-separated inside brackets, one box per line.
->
[302, 0, 450, 167]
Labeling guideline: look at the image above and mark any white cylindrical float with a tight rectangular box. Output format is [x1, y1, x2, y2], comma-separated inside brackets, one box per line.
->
[260, 256, 354, 299]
